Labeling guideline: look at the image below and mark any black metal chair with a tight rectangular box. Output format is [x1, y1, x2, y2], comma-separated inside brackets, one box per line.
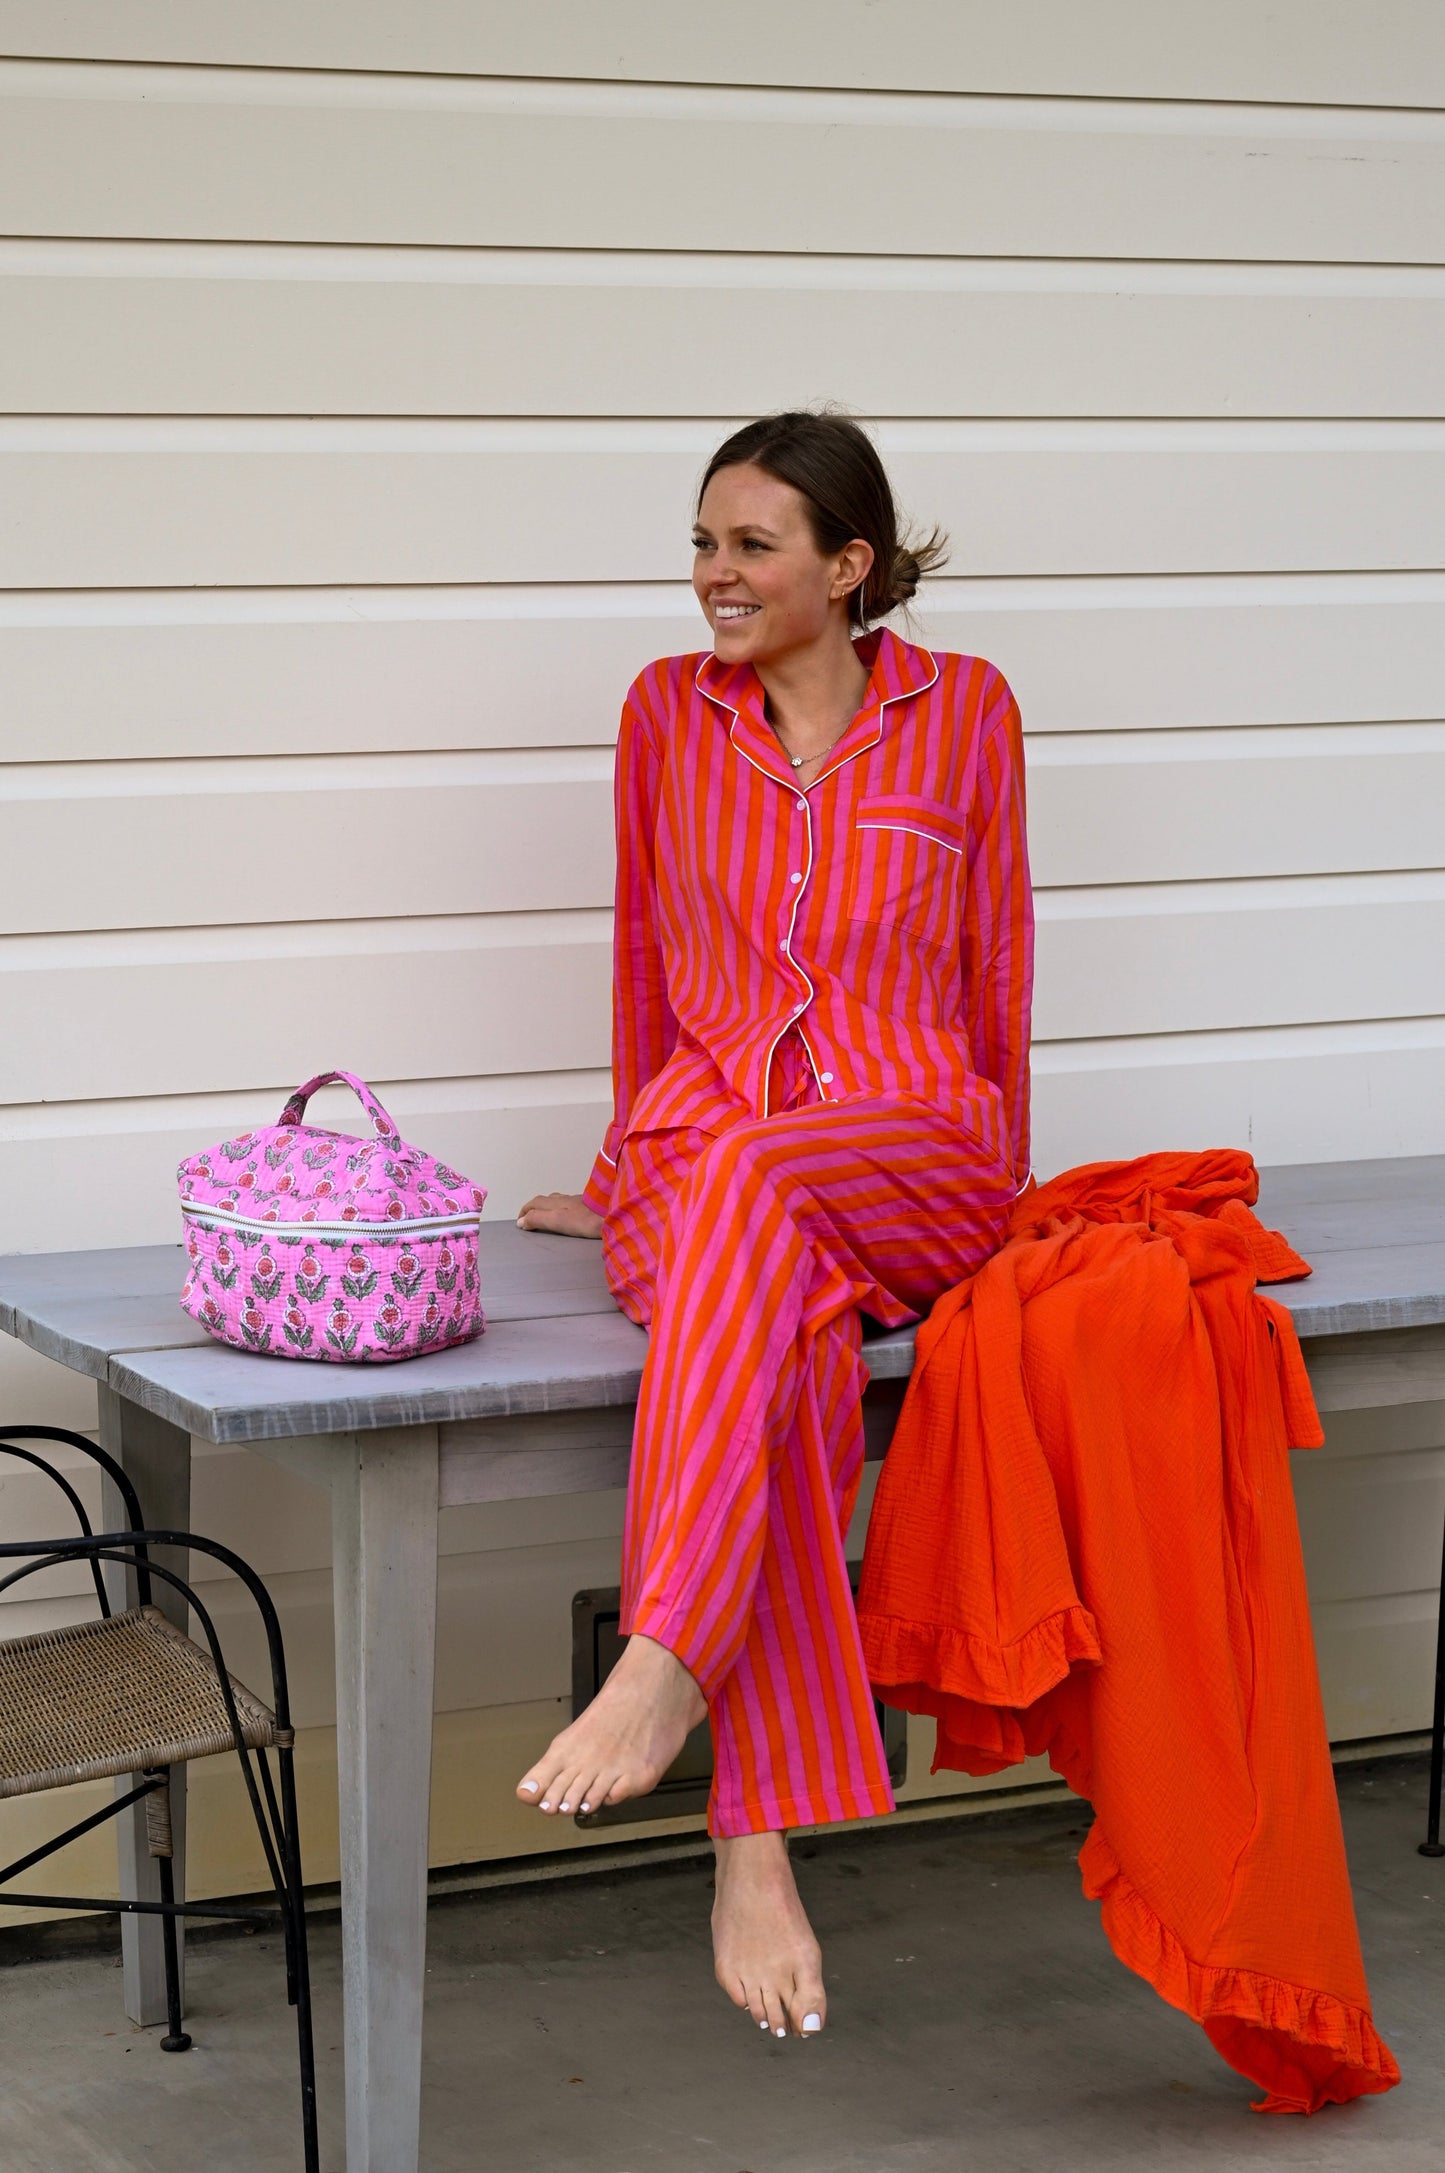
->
[0, 1425, 318, 2172]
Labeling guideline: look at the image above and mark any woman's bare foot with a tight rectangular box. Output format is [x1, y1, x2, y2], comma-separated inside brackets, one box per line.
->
[516, 1632, 705, 1816]
[712, 1831, 827, 2039]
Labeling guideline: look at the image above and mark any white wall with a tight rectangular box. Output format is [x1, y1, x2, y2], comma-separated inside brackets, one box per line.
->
[1, 3, 1442, 1913]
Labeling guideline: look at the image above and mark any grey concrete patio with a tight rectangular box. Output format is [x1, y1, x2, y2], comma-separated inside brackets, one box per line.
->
[0, 1754, 1437, 2173]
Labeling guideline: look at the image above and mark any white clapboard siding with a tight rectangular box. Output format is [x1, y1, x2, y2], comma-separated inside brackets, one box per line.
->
[23, 888, 1421, 1105]
[4, 726, 1444, 944]
[5, 576, 1445, 764]
[2, 0, 1444, 1903]
[1295, 1443, 1445, 1608]
[0, 758, 613, 935]
[0, 1073, 612, 1253]
[1035, 873, 1445, 1041]
[4, 1023, 1445, 1258]
[0, 1, 1440, 108]
[0, 919, 613, 1102]
[5, 64, 1444, 263]
[7, 425, 1445, 585]
[2, 1020, 1441, 1267]
[1031, 1017, 1445, 1172]
[1027, 727, 1445, 887]
[5, 252, 1443, 418]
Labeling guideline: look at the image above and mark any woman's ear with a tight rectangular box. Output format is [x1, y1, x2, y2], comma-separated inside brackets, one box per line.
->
[831, 537, 874, 602]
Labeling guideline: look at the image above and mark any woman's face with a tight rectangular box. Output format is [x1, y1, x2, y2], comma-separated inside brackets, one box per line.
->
[692, 462, 871, 667]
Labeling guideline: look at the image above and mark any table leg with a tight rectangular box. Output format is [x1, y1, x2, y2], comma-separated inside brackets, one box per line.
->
[330, 1425, 440, 2173]
[96, 1385, 192, 2026]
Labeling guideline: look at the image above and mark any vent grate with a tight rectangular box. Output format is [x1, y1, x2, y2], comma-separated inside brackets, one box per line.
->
[569, 1568, 908, 1828]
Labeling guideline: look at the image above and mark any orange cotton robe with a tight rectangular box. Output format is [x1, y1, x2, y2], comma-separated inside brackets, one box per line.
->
[857, 1149, 1400, 2114]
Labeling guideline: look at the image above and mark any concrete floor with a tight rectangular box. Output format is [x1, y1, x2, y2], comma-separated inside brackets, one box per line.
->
[0, 1755, 1437, 2173]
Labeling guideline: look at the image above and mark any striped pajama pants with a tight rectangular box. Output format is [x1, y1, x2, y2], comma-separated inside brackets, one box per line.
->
[600, 1032, 1016, 1837]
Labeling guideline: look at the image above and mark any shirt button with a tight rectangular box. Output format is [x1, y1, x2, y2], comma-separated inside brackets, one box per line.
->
[820, 1072, 834, 1083]
[790, 872, 803, 884]
[780, 940, 790, 953]
[796, 798, 807, 810]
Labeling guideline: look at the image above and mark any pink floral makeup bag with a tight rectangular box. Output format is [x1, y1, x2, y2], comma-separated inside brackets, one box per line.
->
[177, 1071, 487, 1363]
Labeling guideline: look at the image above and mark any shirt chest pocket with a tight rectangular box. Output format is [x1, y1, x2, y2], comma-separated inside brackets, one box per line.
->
[845, 795, 967, 940]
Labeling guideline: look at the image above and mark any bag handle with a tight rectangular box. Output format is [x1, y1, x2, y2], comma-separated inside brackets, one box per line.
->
[279, 1071, 399, 1142]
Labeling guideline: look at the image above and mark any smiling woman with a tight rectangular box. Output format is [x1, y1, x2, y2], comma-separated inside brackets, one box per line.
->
[691, 411, 949, 786]
[513, 409, 1032, 2043]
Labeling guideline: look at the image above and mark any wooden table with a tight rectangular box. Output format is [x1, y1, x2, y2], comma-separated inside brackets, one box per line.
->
[3, 1156, 1445, 2173]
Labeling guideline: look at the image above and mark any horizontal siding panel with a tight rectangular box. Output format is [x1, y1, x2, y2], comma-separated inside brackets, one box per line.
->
[1293, 1445, 1445, 1607]
[1032, 1016, 1445, 1171]
[1036, 875, 1445, 1039]
[6, 438, 1445, 585]
[0, 2, 1440, 107]
[0, 1333, 97, 1435]
[4, 725, 1443, 934]
[4, 67, 1442, 261]
[5, 579, 1445, 762]
[1312, 1596, 1442, 1741]
[0, 922, 612, 1101]
[5, 261, 1443, 417]
[0, 1073, 612, 1251]
[0, 767, 612, 934]
[1027, 728, 1445, 886]
[4, 882, 1444, 1100]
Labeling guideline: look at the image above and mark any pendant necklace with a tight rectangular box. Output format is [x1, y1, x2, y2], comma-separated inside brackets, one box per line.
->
[777, 719, 850, 771]
[770, 607, 869, 769]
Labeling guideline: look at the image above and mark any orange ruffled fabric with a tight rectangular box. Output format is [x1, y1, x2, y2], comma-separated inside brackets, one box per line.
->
[857, 1148, 1400, 2113]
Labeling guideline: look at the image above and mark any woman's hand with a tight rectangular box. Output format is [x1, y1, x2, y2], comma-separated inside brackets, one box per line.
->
[516, 1190, 605, 1240]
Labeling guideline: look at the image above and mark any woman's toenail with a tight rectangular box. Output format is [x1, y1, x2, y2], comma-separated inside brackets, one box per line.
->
[580, 1801, 591, 1813]
[539, 1800, 552, 1810]
[775, 2027, 786, 2038]
[559, 1801, 571, 1813]
[802, 2013, 822, 2033]
[520, 1780, 539, 1794]
[758, 2020, 769, 2030]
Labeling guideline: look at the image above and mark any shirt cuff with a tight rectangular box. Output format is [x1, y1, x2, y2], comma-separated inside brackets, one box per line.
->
[582, 1146, 617, 1217]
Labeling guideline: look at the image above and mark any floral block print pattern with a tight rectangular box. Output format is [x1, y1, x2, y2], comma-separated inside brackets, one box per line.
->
[177, 1070, 487, 1364]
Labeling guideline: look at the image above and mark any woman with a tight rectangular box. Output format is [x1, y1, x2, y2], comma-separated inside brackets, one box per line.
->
[514, 411, 1033, 2042]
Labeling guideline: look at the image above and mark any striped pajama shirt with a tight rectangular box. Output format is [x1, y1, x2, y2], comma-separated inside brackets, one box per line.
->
[581, 628, 1034, 1835]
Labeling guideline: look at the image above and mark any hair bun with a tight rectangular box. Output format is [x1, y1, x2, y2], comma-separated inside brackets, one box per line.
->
[889, 545, 923, 607]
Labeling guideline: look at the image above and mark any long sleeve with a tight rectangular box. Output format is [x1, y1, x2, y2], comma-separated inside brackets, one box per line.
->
[582, 681, 680, 1216]
[960, 676, 1034, 1185]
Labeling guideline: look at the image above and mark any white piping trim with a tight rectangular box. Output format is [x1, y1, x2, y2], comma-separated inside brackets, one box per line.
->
[693, 640, 940, 795]
[759, 786, 817, 1119]
[182, 1201, 480, 1240]
[599, 1147, 617, 1166]
[855, 819, 963, 856]
[693, 639, 943, 1117]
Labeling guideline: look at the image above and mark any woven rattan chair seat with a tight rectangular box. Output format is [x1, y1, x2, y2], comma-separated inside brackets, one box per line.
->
[0, 1605, 277, 1799]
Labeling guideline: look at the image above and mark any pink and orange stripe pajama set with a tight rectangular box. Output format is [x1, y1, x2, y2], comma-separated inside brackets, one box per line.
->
[581, 628, 1034, 1837]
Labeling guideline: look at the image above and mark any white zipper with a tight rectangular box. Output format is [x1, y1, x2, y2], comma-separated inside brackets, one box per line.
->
[182, 1201, 480, 1240]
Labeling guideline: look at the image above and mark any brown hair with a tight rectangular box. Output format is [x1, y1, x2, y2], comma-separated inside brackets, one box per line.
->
[696, 409, 948, 629]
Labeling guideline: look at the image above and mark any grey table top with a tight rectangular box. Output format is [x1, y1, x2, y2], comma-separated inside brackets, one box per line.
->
[1, 1159, 1442, 1446]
